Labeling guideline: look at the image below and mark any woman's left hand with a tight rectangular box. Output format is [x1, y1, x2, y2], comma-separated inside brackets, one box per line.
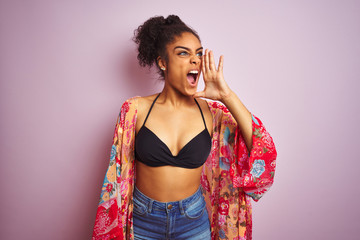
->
[193, 49, 232, 101]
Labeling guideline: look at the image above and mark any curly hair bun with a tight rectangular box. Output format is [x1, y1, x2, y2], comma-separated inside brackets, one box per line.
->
[133, 16, 165, 67]
[164, 15, 184, 25]
[133, 15, 200, 77]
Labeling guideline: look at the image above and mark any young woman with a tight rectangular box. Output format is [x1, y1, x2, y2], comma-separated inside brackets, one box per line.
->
[92, 15, 277, 240]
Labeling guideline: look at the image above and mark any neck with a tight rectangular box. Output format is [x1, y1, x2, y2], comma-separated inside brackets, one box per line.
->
[159, 81, 195, 108]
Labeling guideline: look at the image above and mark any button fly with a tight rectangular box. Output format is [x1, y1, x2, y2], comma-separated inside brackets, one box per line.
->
[167, 204, 172, 209]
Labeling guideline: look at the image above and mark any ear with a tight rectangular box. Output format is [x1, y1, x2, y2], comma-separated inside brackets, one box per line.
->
[157, 56, 166, 70]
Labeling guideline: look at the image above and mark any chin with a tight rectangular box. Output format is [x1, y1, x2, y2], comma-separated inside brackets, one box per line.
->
[184, 87, 198, 96]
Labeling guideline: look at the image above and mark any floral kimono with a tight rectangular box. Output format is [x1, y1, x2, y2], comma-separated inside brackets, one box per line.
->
[92, 96, 277, 240]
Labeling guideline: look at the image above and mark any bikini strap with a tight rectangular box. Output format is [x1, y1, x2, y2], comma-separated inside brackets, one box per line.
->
[194, 98, 207, 129]
[142, 93, 161, 126]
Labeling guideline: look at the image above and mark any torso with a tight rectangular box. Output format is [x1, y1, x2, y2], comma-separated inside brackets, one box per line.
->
[135, 94, 213, 202]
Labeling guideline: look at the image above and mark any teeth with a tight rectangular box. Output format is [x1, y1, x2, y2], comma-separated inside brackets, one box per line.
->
[189, 70, 198, 74]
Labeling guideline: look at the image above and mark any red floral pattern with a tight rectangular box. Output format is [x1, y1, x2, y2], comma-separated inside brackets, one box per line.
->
[105, 184, 113, 192]
[92, 96, 277, 239]
[218, 197, 230, 215]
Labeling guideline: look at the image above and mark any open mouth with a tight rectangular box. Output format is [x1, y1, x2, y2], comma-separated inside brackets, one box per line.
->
[187, 70, 199, 85]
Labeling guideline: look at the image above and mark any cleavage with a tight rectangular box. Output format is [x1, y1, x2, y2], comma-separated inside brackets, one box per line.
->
[142, 124, 206, 157]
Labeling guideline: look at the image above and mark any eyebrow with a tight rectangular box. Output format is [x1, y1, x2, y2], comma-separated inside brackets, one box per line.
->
[174, 46, 203, 52]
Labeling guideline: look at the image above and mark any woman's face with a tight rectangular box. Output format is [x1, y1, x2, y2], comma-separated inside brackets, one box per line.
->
[161, 32, 203, 96]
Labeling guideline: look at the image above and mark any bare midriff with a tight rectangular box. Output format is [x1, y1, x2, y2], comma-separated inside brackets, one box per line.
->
[135, 160, 203, 202]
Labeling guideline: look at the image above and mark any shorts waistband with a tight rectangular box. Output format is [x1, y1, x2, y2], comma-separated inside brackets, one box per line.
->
[133, 185, 203, 214]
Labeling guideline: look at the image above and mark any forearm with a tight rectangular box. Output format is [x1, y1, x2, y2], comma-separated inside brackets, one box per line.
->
[199, 49, 253, 151]
[221, 90, 253, 152]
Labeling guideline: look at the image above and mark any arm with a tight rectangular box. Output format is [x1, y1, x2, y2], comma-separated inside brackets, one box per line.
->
[221, 90, 252, 152]
[210, 101, 277, 202]
[197, 49, 277, 201]
[194, 49, 253, 152]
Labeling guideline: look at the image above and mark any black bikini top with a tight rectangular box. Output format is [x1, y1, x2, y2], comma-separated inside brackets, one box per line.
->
[135, 94, 212, 169]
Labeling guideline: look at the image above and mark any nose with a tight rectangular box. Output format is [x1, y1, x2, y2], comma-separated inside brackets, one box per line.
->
[190, 55, 201, 65]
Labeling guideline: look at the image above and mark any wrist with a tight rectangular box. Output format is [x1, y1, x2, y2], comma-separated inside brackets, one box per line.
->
[220, 89, 234, 104]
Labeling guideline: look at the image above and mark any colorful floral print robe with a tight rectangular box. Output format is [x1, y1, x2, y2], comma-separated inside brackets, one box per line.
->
[92, 96, 277, 240]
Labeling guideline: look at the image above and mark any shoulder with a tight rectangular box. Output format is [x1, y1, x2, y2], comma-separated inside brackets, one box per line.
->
[119, 96, 139, 113]
[135, 93, 159, 115]
[200, 98, 236, 129]
[194, 98, 208, 108]
[120, 94, 157, 108]
[199, 98, 230, 114]
[120, 94, 160, 119]
[136, 94, 159, 106]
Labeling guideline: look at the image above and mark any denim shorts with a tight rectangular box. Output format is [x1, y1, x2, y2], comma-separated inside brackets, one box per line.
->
[133, 185, 211, 240]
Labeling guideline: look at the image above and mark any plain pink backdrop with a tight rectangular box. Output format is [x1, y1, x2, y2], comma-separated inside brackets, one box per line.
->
[1, 0, 359, 239]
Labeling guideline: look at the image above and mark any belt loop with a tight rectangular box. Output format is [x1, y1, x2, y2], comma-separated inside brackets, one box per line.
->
[148, 199, 153, 213]
[179, 200, 185, 215]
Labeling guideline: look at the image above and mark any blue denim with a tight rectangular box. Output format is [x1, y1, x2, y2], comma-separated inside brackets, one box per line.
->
[133, 185, 211, 240]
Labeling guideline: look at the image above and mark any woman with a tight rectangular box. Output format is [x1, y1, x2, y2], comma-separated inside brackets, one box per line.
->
[92, 15, 277, 240]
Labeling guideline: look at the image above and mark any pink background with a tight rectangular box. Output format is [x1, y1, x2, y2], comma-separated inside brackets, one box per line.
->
[1, 0, 359, 239]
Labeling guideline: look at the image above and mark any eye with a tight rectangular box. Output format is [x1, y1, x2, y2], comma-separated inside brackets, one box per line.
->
[178, 51, 188, 56]
[196, 52, 203, 57]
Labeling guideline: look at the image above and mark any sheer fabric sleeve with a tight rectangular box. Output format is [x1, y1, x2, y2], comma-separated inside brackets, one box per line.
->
[92, 99, 134, 239]
[230, 113, 277, 201]
[212, 101, 277, 202]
